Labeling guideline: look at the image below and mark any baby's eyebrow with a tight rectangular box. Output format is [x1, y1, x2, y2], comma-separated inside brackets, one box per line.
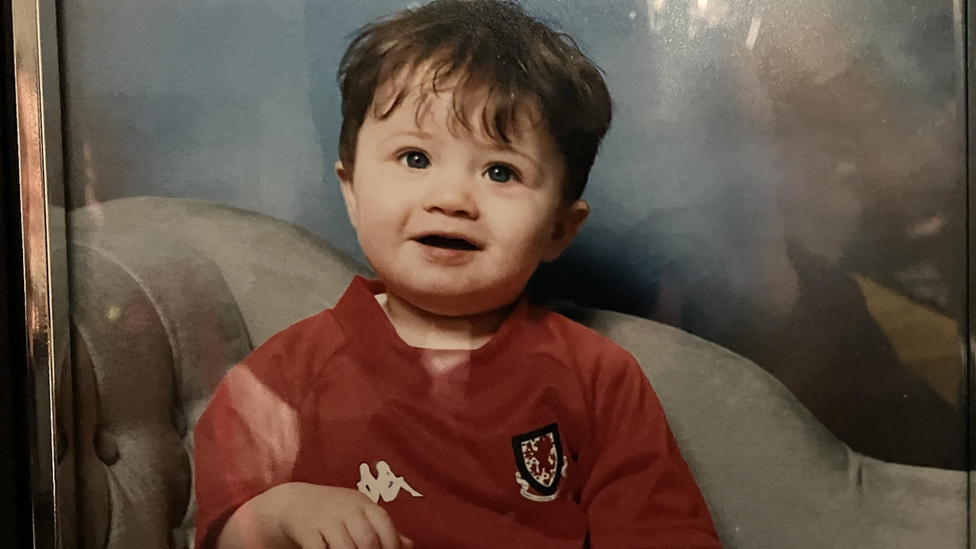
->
[384, 128, 543, 172]
[378, 129, 435, 149]
[486, 143, 541, 170]
[391, 129, 434, 140]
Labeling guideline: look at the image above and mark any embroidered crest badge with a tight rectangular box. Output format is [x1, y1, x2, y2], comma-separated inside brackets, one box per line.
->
[511, 423, 566, 502]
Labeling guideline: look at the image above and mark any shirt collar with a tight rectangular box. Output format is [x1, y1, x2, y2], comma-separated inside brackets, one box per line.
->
[332, 275, 534, 366]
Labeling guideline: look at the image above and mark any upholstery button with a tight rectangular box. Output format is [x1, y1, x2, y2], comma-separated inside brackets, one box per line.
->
[94, 431, 119, 465]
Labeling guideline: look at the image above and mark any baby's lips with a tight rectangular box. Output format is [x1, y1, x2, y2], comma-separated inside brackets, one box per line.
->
[413, 232, 483, 250]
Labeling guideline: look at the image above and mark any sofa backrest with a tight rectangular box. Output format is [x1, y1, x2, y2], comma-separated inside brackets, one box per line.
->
[69, 197, 370, 548]
[67, 197, 968, 549]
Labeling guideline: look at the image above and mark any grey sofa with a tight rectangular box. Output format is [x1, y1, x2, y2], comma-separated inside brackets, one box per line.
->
[67, 196, 969, 549]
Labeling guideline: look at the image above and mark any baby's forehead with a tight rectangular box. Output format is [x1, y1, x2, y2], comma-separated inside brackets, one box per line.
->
[372, 69, 547, 146]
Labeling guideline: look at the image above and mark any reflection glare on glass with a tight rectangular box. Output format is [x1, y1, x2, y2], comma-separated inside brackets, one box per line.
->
[53, 0, 970, 547]
[58, 0, 966, 468]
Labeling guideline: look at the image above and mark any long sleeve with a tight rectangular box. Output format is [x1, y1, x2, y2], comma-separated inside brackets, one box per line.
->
[193, 341, 305, 549]
[580, 347, 722, 549]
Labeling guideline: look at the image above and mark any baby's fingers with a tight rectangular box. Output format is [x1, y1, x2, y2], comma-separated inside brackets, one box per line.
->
[363, 507, 406, 549]
[345, 512, 385, 549]
[320, 521, 358, 549]
[398, 534, 414, 549]
[288, 529, 327, 549]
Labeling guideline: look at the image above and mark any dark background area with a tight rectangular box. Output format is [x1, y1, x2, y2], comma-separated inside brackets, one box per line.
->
[1, 0, 33, 544]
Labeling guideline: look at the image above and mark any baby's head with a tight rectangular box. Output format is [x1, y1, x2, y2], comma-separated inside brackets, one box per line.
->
[336, 0, 612, 317]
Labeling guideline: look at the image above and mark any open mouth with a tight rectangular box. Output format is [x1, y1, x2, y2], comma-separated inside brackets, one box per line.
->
[415, 234, 480, 251]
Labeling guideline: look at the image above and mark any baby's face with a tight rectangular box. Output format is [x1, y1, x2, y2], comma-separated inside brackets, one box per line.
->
[337, 85, 588, 317]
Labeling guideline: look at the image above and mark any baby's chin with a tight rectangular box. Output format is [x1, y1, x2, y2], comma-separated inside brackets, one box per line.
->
[387, 279, 521, 318]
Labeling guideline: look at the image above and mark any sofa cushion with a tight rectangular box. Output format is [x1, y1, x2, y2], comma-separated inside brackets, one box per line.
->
[70, 240, 250, 549]
[69, 197, 371, 548]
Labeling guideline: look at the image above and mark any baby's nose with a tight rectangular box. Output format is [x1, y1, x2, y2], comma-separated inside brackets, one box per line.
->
[422, 178, 479, 219]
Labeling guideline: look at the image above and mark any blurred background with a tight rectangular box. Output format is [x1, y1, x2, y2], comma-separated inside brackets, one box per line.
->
[58, 0, 968, 469]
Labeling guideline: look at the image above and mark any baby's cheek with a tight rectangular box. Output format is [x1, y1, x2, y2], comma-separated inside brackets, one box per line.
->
[521, 229, 554, 258]
[360, 214, 397, 243]
[355, 232, 389, 267]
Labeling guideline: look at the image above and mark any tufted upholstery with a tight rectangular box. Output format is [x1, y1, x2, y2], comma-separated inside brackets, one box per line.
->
[68, 197, 968, 549]
[68, 197, 370, 549]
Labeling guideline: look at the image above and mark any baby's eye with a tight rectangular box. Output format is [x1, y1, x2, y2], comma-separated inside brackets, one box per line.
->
[400, 151, 430, 169]
[485, 164, 517, 183]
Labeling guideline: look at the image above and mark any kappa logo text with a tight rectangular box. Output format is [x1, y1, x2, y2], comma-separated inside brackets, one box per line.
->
[357, 460, 424, 503]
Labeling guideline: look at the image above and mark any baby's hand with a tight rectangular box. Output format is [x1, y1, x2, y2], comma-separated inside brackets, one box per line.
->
[219, 482, 414, 549]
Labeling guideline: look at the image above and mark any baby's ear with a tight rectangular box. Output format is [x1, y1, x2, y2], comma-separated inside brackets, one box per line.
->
[335, 160, 352, 186]
[545, 199, 589, 262]
[336, 161, 358, 228]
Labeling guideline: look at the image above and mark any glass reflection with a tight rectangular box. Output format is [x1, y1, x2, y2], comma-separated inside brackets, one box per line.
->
[56, 1, 969, 547]
[531, 0, 967, 469]
[59, 0, 966, 469]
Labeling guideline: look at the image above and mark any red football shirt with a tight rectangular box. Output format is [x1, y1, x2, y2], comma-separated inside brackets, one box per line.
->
[194, 276, 721, 549]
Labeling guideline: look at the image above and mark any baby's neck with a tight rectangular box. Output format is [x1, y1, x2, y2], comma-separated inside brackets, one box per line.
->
[375, 292, 512, 351]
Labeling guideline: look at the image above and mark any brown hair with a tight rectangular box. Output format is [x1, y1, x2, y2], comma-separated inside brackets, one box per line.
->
[337, 0, 613, 201]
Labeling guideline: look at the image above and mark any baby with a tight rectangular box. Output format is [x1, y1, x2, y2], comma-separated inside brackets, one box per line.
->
[194, 1, 721, 548]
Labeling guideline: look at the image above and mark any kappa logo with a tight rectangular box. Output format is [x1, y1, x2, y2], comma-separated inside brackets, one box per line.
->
[357, 460, 423, 504]
[512, 423, 567, 502]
